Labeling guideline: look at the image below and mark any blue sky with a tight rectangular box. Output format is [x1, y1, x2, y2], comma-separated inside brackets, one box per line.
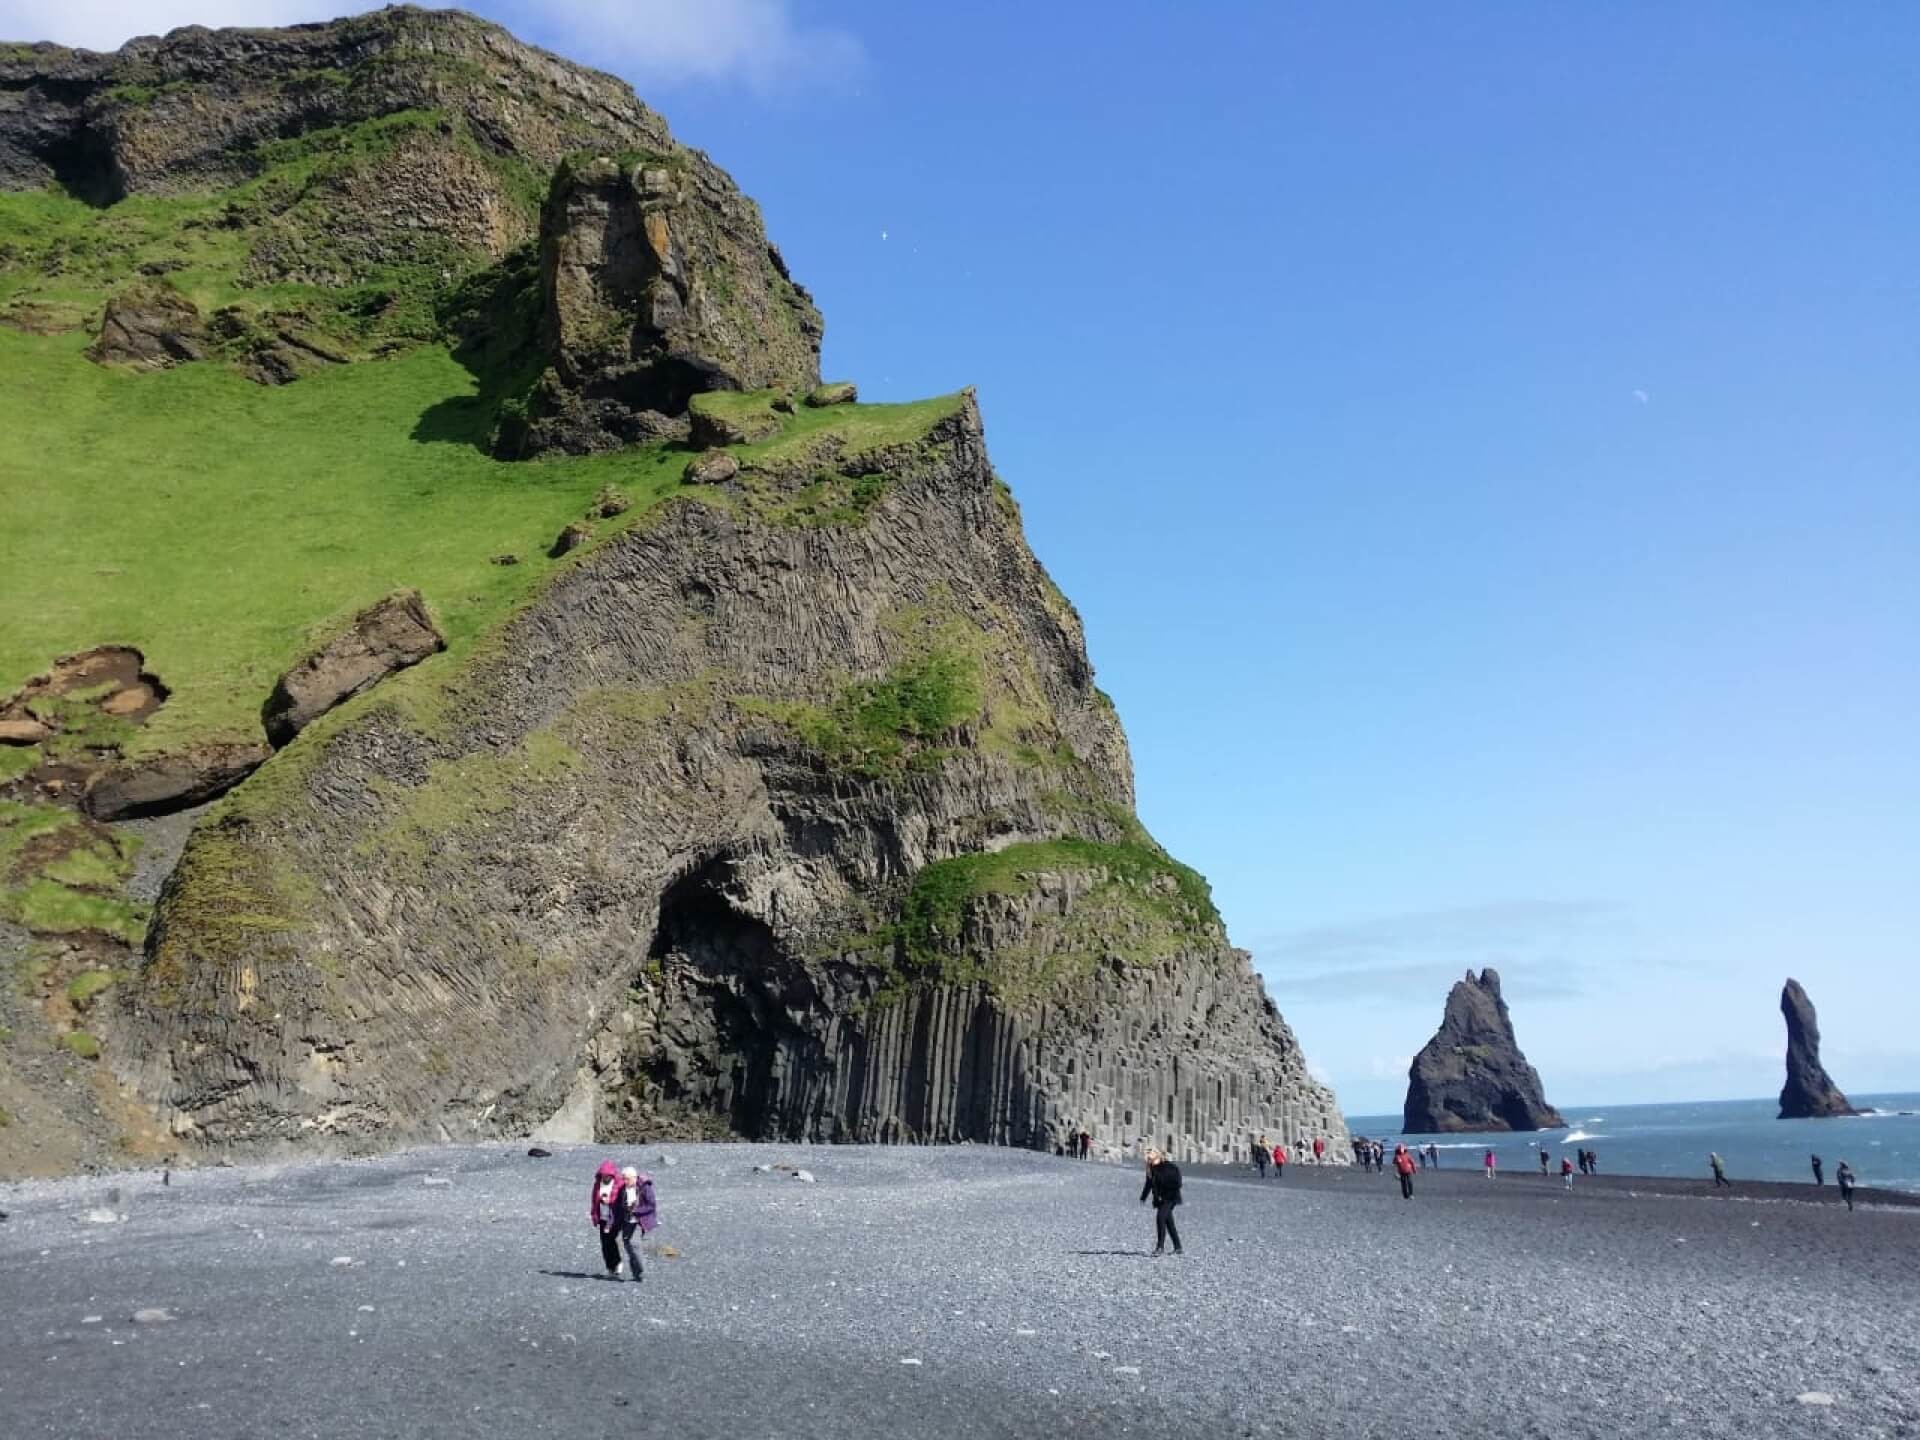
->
[13, 1, 1916, 1113]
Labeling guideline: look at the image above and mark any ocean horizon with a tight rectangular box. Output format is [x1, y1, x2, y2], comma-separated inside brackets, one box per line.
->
[1345, 1092, 1920, 1193]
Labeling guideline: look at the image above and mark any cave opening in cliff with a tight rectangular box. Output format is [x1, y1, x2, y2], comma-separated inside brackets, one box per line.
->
[645, 856, 812, 1139]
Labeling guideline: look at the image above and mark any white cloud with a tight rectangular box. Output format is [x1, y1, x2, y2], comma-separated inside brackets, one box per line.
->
[1633, 388, 1650, 405]
[0, 0, 339, 51]
[0, 1, 864, 93]
[521, 1, 863, 94]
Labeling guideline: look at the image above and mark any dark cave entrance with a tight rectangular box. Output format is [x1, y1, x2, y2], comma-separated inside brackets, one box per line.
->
[646, 856, 803, 1138]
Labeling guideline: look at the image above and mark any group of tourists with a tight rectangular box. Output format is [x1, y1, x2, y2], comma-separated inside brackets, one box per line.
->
[1808, 1153, 1859, 1208]
[587, 1160, 659, 1281]
[1058, 1128, 1094, 1159]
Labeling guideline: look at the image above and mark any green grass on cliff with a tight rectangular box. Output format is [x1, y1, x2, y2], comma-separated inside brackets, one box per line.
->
[871, 837, 1226, 1008]
[0, 328, 695, 752]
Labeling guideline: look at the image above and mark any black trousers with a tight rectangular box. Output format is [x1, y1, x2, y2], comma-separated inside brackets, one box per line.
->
[1153, 1202, 1182, 1253]
[1254, 1157, 1267, 1176]
[1398, 1172, 1414, 1199]
[1713, 1173, 1731, 1188]
[599, 1228, 622, 1272]
[1840, 1186, 1854, 1211]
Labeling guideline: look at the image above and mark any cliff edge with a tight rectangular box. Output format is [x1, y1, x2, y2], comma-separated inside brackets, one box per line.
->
[0, 8, 1345, 1169]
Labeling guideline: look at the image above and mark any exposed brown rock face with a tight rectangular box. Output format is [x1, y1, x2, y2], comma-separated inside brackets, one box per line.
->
[1778, 978, 1860, 1119]
[504, 155, 822, 456]
[1, 7, 673, 202]
[117, 398, 1346, 1164]
[88, 284, 206, 368]
[261, 591, 446, 748]
[83, 743, 270, 821]
[1403, 969, 1564, 1133]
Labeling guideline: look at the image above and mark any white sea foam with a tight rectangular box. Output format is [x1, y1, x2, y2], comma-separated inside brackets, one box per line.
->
[1562, 1129, 1601, 1144]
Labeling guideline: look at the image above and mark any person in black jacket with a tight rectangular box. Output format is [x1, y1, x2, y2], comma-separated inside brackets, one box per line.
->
[1139, 1147, 1184, 1256]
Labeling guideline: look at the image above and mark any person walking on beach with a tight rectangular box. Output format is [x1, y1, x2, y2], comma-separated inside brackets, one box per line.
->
[1427, 1143, 1440, 1169]
[589, 1160, 629, 1280]
[1273, 1142, 1287, 1179]
[1709, 1152, 1731, 1189]
[615, 1165, 657, 1282]
[1810, 1154, 1824, 1186]
[1253, 1135, 1269, 1179]
[1081, 1129, 1092, 1159]
[1313, 1136, 1326, 1165]
[1393, 1143, 1417, 1200]
[1587, 1149, 1598, 1174]
[1538, 1146, 1551, 1177]
[1140, 1147, 1184, 1256]
[1484, 1148, 1497, 1180]
[1836, 1161, 1856, 1212]
[1560, 1156, 1574, 1189]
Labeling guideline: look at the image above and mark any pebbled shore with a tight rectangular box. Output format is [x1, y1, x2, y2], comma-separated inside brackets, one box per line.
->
[2, 1145, 1916, 1438]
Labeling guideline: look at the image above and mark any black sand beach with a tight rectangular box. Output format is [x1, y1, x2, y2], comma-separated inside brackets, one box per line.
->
[2, 1145, 1915, 1438]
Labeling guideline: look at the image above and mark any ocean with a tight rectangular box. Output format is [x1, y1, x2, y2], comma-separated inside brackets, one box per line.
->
[1344, 1092, 1920, 1193]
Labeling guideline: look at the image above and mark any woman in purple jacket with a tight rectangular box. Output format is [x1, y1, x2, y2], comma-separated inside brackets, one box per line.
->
[615, 1166, 658, 1282]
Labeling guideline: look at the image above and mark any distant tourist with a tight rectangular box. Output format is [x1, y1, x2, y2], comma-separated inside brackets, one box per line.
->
[1253, 1135, 1269, 1178]
[1313, 1136, 1326, 1165]
[1273, 1142, 1287, 1179]
[1560, 1156, 1574, 1189]
[1080, 1129, 1092, 1160]
[1709, 1152, 1731, 1189]
[1426, 1143, 1440, 1169]
[1139, 1147, 1185, 1256]
[1810, 1154, 1824, 1186]
[1587, 1148, 1599, 1175]
[1836, 1161, 1856, 1212]
[1392, 1143, 1417, 1199]
[1538, 1146, 1551, 1177]
[1484, 1148, 1497, 1180]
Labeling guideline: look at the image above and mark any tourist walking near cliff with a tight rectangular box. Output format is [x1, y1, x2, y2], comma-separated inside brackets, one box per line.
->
[589, 1161, 628, 1279]
[1252, 1136, 1269, 1178]
[616, 1165, 657, 1281]
[1426, 1142, 1440, 1169]
[1560, 1156, 1574, 1189]
[1313, 1136, 1326, 1165]
[1810, 1154, 1824, 1185]
[1538, 1145, 1551, 1177]
[1836, 1161, 1856, 1211]
[1393, 1143, 1416, 1199]
[1484, 1148, 1497, 1180]
[1140, 1148, 1184, 1256]
[1709, 1152, 1731, 1189]
[1273, 1142, 1287, 1179]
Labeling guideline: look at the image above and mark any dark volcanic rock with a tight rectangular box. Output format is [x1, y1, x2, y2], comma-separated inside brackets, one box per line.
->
[1403, 969, 1564, 1133]
[261, 591, 445, 748]
[118, 395, 1347, 1164]
[83, 742, 270, 820]
[1777, 978, 1859, 1119]
[88, 284, 207, 369]
[510, 155, 822, 456]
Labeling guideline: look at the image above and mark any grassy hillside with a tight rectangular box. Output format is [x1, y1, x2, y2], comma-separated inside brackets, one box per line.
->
[0, 326, 694, 753]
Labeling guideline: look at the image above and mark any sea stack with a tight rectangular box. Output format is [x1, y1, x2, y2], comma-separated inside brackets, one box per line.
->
[1777, 979, 1860, 1119]
[1402, 968, 1565, 1133]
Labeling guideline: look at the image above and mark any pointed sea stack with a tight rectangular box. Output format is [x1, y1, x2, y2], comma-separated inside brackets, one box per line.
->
[1777, 979, 1860, 1118]
[1402, 968, 1565, 1133]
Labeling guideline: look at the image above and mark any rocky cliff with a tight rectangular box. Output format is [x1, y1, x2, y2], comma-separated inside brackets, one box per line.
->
[1402, 968, 1564, 1133]
[0, 9, 1345, 1169]
[1777, 979, 1858, 1119]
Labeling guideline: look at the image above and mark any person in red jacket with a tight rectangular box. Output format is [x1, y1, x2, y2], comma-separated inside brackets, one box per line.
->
[1272, 1142, 1287, 1180]
[1312, 1136, 1325, 1164]
[1560, 1156, 1575, 1189]
[1392, 1143, 1417, 1199]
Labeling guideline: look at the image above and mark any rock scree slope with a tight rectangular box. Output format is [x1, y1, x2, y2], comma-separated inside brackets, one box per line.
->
[1403, 968, 1565, 1133]
[1777, 978, 1859, 1119]
[0, 8, 1344, 1170]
